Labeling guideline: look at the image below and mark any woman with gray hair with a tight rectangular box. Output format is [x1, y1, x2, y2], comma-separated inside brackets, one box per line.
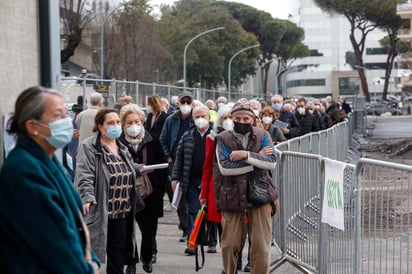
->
[0, 86, 100, 273]
[199, 104, 233, 253]
[120, 104, 168, 274]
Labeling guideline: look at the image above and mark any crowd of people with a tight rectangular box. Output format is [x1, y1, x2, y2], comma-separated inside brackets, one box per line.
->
[0, 86, 352, 274]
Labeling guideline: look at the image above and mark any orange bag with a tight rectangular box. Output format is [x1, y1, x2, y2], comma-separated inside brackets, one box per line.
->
[188, 206, 206, 249]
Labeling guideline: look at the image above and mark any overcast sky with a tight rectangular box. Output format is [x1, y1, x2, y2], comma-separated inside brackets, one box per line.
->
[149, 0, 299, 19]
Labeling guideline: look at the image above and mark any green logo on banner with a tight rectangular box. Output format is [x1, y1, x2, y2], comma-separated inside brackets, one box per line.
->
[326, 179, 343, 210]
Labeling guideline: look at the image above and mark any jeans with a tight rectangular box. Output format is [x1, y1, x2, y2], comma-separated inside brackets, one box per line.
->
[186, 178, 202, 239]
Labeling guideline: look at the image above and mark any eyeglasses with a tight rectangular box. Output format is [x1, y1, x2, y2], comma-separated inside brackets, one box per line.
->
[180, 99, 192, 105]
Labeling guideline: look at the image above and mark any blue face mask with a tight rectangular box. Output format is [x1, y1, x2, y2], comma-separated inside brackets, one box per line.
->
[45, 117, 74, 148]
[105, 125, 122, 139]
[272, 103, 282, 111]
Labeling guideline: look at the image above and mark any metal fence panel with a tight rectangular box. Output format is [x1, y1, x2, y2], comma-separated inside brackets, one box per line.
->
[319, 163, 357, 274]
[310, 133, 320, 155]
[300, 136, 310, 154]
[355, 159, 412, 274]
[271, 151, 323, 273]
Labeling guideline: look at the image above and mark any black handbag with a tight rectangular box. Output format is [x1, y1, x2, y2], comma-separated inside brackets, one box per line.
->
[247, 177, 277, 206]
[195, 210, 211, 271]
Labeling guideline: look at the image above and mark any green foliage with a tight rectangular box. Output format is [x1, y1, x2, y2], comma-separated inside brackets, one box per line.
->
[158, 0, 259, 89]
[213, 1, 308, 95]
[345, 51, 356, 68]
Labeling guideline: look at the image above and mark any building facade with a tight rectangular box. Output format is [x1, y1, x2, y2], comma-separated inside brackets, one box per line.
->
[0, 1, 40, 114]
[283, 0, 400, 99]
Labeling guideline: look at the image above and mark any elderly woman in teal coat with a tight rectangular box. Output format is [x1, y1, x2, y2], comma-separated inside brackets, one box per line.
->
[0, 86, 100, 273]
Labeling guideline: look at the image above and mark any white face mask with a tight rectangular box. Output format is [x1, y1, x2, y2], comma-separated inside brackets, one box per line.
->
[222, 119, 234, 131]
[180, 104, 191, 115]
[146, 106, 152, 113]
[262, 116, 273, 125]
[218, 103, 225, 109]
[252, 109, 260, 117]
[297, 107, 306, 115]
[308, 109, 314, 114]
[126, 124, 142, 137]
[194, 117, 209, 129]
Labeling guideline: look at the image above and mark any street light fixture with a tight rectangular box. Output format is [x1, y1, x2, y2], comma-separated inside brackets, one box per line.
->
[183, 27, 225, 90]
[100, 4, 124, 80]
[228, 44, 260, 102]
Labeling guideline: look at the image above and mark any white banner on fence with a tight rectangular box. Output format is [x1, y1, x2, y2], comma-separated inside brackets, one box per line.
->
[321, 158, 346, 231]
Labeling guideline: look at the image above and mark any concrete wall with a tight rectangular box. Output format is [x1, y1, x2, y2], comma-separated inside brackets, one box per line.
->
[1, 1, 39, 165]
[0, 1, 39, 114]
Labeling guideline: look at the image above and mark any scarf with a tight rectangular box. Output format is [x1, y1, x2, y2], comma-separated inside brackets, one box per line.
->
[124, 127, 145, 152]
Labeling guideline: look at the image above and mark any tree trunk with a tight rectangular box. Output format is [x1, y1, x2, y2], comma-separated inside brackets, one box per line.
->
[262, 63, 271, 100]
[349, 21, 370, 102]
[61, 32, 82, 64]
[382, 52, 395, 101]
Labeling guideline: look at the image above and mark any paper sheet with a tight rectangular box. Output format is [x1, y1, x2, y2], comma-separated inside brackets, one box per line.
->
[273, 120, 289, 129]
[171, 182, 182, 209]
[141, 163, 169, 172]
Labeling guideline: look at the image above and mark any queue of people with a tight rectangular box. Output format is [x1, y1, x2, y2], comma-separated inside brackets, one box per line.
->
[0, 85, 349, 274]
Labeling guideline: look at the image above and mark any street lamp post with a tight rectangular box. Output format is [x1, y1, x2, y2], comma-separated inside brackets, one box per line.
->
[228, 44, 260, 102]
[183, 27, 225, 90]
[100, 5, 124, 80]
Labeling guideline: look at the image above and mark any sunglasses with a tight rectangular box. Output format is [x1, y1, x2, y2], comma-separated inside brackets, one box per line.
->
[180, 99, 192, 105]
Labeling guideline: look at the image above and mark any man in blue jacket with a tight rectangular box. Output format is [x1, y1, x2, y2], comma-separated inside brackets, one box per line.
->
[159, 91, 194, 241]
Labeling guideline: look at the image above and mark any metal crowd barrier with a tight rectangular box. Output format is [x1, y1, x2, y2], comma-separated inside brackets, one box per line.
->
[271, 116, 411, 273]
[354, 158, 412, 274]
[271, 151, 356, 273]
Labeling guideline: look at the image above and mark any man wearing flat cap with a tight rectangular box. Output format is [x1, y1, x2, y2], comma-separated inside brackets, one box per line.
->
[214, 100, 277, 274]
[159, 91, 195, 242]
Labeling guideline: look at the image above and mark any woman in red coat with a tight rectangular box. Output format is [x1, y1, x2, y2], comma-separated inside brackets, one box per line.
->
[199, 104, 233, 253]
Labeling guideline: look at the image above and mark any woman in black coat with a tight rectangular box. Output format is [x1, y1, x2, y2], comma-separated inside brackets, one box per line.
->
[120, 104, 168, 274]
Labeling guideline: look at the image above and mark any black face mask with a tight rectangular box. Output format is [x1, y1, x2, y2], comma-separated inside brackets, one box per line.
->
[233, 122, 252, 134]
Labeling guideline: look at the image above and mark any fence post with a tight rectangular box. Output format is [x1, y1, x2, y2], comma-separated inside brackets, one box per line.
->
[134, 81, 139, 107]
[110, 79, 116, 107]
[353, 164, 362, 274]
[318, 159, 329, 274]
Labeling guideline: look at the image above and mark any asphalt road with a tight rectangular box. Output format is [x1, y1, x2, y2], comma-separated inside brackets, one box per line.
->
[370, 116, 412, 139]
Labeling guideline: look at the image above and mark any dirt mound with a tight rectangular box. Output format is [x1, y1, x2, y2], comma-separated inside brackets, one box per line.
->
[362, 139, 412, 165]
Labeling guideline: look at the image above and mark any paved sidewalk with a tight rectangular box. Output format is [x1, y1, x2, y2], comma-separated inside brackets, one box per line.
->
[99, 206, 306, 273]
[132, 209, 305, 274]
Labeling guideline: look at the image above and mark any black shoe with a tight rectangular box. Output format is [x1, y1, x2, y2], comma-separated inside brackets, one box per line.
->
[142, 262, 153, 273]
[184, 247, 195, 255]
[243, 262, 251, 272]
[125, 265, 136, 274]
[237, 259, 242, 270]
[179, 232, 187, 242]
[151, 253, 157, 264]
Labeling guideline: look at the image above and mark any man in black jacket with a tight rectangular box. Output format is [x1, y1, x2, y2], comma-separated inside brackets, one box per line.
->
[295, 98, 319, 136]
[171, 105, 211, 255]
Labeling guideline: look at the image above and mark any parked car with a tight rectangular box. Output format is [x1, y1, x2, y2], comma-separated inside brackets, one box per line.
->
[366, 100, 402, 116]
[77, 73, 100, 89]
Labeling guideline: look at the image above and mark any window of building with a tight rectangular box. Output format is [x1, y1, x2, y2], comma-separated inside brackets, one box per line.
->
[286, 79, 326, 88]
[366, 48, 386, 55]
[339, 77, 360, 96]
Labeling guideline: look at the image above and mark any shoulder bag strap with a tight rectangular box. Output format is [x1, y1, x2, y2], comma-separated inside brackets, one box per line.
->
[195, 245, 205, 271]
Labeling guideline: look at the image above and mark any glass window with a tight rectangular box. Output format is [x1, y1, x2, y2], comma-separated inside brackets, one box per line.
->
[286, 79, 326, 88]
[339, 77, 360, 95]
